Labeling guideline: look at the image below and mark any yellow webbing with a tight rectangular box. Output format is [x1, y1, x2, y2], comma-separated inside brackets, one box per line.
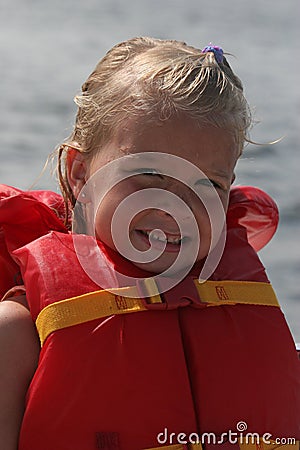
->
[239, 439, 299, 450]
[36, 280, 279, 346]
[195, 280, 279, 306]
[145, 446, 187, 450]
[145, 439, 299, 450]
[36, 286, 146, 346]
[145, 445, 202, 450]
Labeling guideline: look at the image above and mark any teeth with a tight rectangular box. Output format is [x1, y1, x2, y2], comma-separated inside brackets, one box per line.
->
[148, 230, 166, 242]
[144, 230, 181, 245]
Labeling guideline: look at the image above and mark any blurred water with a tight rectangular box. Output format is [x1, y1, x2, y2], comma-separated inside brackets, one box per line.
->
[0, 0, 299, 340]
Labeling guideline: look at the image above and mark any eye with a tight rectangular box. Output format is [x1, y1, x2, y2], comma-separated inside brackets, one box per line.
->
[195, 178, 223, 189]
[134, 168, 163, 178]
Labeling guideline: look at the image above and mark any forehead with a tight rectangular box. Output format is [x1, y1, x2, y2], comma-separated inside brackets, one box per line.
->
[92, 115, 239, 175]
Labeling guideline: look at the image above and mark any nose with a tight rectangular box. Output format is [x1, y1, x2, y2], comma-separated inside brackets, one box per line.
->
[154, 209, 192, 222]
[165, 178, 197, 208]
[150, 183, 196, 222]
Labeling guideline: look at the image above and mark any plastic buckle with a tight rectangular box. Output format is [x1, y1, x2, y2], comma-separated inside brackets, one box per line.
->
[136, 276, 204, 311]
[136, 278, 167, 310]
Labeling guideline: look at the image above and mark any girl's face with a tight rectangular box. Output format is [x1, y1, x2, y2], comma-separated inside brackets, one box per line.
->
[68, 116, 238, 274]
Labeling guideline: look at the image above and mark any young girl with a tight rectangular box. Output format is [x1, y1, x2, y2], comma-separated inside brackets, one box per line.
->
[0, 37, 299, 450]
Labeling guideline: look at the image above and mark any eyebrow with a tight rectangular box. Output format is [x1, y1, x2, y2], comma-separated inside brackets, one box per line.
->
[206, 169, 230, 179]
[125, 153, 231, 180]
[125, 153, 158, 162]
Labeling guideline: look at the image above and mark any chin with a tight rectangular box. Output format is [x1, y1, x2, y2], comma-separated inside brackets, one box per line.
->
[132, 256, 195, 277]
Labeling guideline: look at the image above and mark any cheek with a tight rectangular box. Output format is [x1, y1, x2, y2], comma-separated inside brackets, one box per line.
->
[93, 182, 140, 246]
[192, 191, 229, 260]
[195, 213, 211, 260]
[93, 198, 114, 246]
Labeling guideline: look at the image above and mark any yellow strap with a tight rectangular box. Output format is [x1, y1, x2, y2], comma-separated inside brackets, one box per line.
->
[239, 438, 299, 450]
[195, 280, 279, 306]
[145, 445, 187, 450]
[145, 439, 299, 450]
[36, 280, 279, 346]
[36, 286, 147, 346]
[145, 445, 202, 450]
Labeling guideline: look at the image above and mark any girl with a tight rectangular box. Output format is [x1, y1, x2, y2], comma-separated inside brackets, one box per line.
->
[0, 37, 299, 450]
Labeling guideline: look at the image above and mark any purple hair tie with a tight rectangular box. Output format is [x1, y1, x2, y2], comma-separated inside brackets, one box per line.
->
[202, 44, 224, 63]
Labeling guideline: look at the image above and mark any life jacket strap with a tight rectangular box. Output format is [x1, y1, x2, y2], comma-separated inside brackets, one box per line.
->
[36, 280, 279, 347]
[145, 438, 299, 449]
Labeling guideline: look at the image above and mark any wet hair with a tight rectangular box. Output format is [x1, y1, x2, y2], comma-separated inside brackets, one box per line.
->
[57, 36, 251, 226]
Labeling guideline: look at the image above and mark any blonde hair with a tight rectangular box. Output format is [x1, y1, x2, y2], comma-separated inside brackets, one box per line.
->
[58, 36, 251, 226]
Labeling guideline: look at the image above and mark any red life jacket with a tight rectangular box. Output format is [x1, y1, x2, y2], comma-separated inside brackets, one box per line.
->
[1, 184, 299, 449]
[0, 184, 67, 298]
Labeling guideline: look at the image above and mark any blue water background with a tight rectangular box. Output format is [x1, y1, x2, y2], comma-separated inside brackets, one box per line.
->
[0, 0, 299, 341]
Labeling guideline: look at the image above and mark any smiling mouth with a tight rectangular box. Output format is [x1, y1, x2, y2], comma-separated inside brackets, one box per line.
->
[136, 229, 183, 246]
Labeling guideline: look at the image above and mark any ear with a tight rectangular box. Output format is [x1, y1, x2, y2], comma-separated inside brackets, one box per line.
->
[66, 148, 88, 201]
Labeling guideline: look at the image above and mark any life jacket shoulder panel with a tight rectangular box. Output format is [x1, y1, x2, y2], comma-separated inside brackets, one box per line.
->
[0, 184, 67, 298]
